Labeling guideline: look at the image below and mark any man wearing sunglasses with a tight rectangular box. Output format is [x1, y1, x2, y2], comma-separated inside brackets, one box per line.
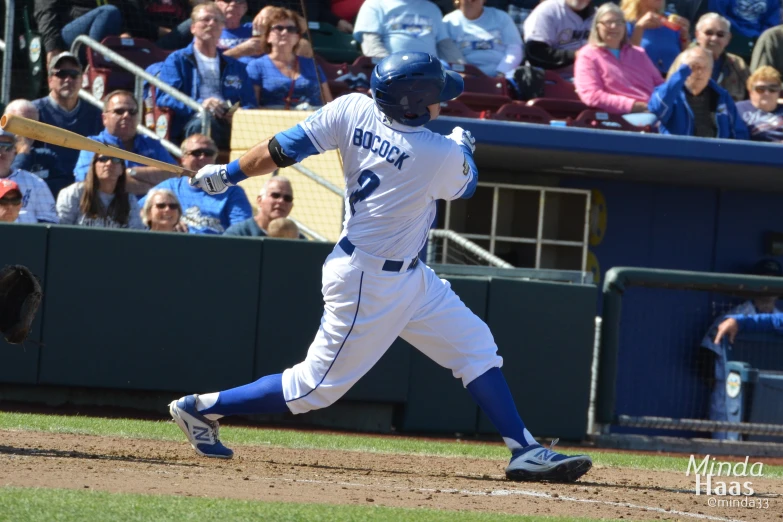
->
[32, 52, 103, 184]
[0, 179, 23, 223]
[0, 129, 58, 225]
[224, 176, 304, 238]
[668, 13, 749, 101]
[73, 90, 178, 196]
[157, 3, 257, 149]
[139, 134, 252, 234]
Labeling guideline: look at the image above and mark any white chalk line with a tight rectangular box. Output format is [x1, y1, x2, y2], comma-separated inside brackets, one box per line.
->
[257, 475, 749, 522]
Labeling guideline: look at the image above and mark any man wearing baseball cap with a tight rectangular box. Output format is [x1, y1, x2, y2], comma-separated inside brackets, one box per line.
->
[0, 178, 23, 223]
[31, 51, 103, 184]
[0, 129, 58, 224]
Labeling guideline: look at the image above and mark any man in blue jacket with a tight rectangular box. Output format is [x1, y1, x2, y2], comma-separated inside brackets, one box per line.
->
[156, 3, 257, 149]
[649, 46, 749, 139]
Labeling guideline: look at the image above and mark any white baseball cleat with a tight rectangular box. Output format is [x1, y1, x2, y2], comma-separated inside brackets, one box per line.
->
[505, 439, 592, 482]
[168, 394, 234, 459]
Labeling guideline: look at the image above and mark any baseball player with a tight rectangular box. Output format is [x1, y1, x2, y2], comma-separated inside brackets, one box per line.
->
[169, 52, 592, 483]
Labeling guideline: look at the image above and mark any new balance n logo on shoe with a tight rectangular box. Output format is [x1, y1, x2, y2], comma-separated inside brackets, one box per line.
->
[192, 426, 211, 442]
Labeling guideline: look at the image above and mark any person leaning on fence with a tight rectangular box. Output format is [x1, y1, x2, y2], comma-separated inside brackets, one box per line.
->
[141, 188, 187, 233]
[156, 2, 257, 150]
[224, 176, 304, 238]
[56, 153, 144, 230]
[0, 129, 58, 225]
[246, 7, 332, 109]
[736, 66, 783, 142]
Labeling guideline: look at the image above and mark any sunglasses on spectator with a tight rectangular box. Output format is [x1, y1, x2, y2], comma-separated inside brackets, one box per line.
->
[95, 156, 123, 164]
[0, 195, 22, 206]
[185, 148, 217, 158]
[110, 107, 138, 116]
[271, 25, 300, 35]
[0, 142, 14, 152]
[52, 69, 81, 79]
[155, 202, 180, 210]
[269, 192, 293, 203]
[753, 84, 781, 94]
[703, 30, 727, 38]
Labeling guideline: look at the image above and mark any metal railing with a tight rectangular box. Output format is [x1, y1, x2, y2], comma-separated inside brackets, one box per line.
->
[428, 229, 513, 268]
[70, 35, 210, 136]
[1, 0, 14, 107]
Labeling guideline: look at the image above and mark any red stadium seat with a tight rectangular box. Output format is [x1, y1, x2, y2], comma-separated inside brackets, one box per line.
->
[542, 70, 580, 101]
[438, 99, 485, 119]
[448, 63, 513, 113]
[487, 102, 553, 124]
[314, 55, 350, 82]
[569, 110, 650, 132]
[86, 36, 170, 100]
[526, 98, 588, 120]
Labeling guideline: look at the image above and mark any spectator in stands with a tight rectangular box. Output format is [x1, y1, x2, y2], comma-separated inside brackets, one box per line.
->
[353, 0, 466, 62]
[648, 46, 749, 138]
[332, 0, 367, 26]
[56, 153, 144, 229]
[216, 0, 264, 64]
[267, 217, 301, 238]
[0, 179, 23, 224]
[247, 8, 333, 108]
[252, 5, 315, 58]
[736, 65, 783, 141]
[157, 3, 257, 149]
[308, 1, 356, 33]
[667, 13, 749, 101]
[574, 3, 663, 114]
[750, 25, 783, 76]
[5, 100, 70, 200]
[139, 134, 252, 234]
[32, 53, 103, 186]
[140, 188, 187, 232]
[443, 0, 524, 78]
[621, 0, 691, 75]
[0, 130, 58, 224]
[224, 176, 303, 237]
[119, 0, 191, 48]
[709, 0, 780, 62]
[34, 1, 123, 68]
[74, 90, 178, 196]
[523, 0, 595, 74]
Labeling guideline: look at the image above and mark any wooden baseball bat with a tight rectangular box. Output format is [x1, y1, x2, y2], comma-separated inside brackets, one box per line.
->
[0, 114, 195, 177]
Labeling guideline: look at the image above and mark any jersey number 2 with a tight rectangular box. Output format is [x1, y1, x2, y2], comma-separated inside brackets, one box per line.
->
[348, 170, 380, 216]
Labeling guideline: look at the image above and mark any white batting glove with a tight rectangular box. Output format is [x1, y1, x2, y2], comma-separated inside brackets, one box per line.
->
[447, 126, 476, 154]
[189, 164, 231, 195]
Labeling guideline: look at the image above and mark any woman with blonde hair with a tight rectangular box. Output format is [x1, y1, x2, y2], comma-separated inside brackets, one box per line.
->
[621, 0, 690, 74]
[574, 3, 664, 114]
[56, 154, 143, 229]
[246, 7, 332, 109]
[140, 188, 186, 232]
[735, 66, 783, 141]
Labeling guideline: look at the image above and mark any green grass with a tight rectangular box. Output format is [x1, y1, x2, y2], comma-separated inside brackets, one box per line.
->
[0, 487, 617, 522]
[0, 411, 781, 478]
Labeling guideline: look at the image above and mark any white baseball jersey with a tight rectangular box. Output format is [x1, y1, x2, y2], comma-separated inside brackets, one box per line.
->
[6, 169, 58, 224]
[299, 93, 474, 259]
[443, 7, 523, 77]
[523, 0, 593, 52]
[353, 0, 449, 57]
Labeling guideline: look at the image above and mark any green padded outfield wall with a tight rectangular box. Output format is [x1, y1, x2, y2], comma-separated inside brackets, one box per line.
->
[38, 227, 263, 392]
[0, 223, 47, 384]
[479, 278, 596, 440]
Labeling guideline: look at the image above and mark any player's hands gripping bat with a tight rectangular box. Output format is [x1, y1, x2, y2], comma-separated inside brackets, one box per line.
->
[447, 126, 476, 154]
[190, 164, 231, 194]
[0, 265, 43, 344]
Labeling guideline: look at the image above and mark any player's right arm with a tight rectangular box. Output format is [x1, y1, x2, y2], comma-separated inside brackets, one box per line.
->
[429, 127, 478, 201]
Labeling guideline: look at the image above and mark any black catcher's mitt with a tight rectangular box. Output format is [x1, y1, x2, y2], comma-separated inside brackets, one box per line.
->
[0, 265, 43, 344]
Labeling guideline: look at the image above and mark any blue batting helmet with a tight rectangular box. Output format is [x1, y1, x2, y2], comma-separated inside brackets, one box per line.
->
[370, 52, 464, 127]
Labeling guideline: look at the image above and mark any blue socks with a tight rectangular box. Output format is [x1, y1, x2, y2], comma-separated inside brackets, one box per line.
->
[198, 373, 289, 417]
[467, 367, 537, 452]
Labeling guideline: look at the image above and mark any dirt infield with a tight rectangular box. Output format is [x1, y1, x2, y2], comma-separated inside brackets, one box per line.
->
[0, 430, 779, 521]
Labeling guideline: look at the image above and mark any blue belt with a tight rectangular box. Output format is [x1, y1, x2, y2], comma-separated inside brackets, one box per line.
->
[338, 237, 419, 272]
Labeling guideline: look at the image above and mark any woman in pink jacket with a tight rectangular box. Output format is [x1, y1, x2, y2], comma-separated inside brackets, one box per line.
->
[574, 3, 664, 114]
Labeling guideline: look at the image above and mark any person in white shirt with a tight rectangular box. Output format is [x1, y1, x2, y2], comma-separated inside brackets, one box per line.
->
[0, 129, 58, 224]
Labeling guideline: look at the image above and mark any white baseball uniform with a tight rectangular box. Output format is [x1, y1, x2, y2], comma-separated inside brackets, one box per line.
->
[279, 93, 502, 414]
[6, 169, 58, 224]
[523, 0, 593, 52]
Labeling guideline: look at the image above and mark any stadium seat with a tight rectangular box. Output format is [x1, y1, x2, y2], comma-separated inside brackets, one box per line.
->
[448, 63, 512, 112]
[438, 99, 485, 119]
[314, 55, 352, 98]
[526, 98, 588, 120]
[308, 21, 361, 64]
[543, 70, 580, 101]
[86, 36, 170, 100]
[486, 102, 553, 124]
[568, 110, 650, 132]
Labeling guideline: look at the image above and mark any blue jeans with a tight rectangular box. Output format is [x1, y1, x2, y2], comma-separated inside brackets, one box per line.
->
[61, 5, 123, 50]
[157, 19, 193, 50]
[184, 114, 230, 149]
